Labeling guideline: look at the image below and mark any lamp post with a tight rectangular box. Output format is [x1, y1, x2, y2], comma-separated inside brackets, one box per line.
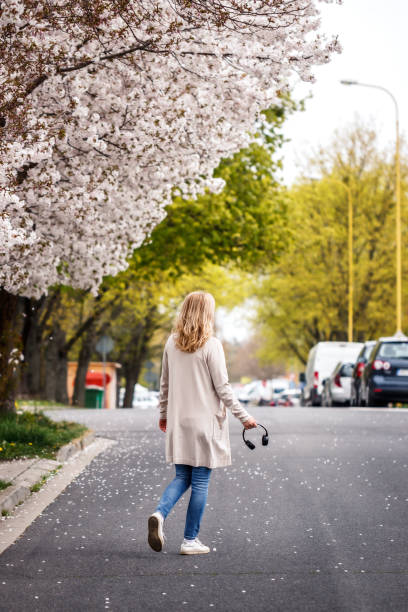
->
[340, 80, 402, 333]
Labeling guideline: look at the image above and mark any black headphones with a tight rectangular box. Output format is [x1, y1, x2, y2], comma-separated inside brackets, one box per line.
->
[242, 423, 269, 450]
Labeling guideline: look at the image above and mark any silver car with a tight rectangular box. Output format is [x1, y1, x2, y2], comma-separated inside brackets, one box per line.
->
[321, 361, 355, 407]
[303, 341, 364, 406]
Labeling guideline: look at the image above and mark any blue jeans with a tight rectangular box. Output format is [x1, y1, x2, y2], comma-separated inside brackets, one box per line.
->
[155, 464, 212, 540]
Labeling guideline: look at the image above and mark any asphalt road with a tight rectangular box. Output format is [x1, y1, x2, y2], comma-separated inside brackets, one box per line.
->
[0, 406, 408, 612]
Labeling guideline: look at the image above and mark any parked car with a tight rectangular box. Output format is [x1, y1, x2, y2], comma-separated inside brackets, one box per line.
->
[303, 341, 364, 406]
[360, 335, 408, 406]
[270, 378, 290, 395]
[120, 384, 159, 409]
[238, 380, 274, 405]
[350, 341, 376, 406]
[275, 388, 302, 407]
[321, 362, 355, 406]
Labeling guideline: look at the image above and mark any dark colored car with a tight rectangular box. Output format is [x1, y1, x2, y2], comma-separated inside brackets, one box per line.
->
[350, 340, 376, 406]
[360, 336, 408, 406]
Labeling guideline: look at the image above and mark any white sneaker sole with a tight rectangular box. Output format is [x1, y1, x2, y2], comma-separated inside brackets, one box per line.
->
[148, 515, 163, 552]
[180, 547, 210, 555]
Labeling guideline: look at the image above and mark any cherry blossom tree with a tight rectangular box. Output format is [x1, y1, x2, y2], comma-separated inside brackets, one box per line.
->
[1, 0, 341, 297]
[0, 0, 341, 412]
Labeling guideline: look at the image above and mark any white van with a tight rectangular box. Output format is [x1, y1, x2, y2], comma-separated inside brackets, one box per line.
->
[303, 341, 364, 406]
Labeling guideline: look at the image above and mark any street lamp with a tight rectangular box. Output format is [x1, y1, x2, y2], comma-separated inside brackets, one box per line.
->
[340, 79, 402, 333]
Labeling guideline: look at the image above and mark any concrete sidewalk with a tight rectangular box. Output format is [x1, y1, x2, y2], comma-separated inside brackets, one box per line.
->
[0, 431, 95, 515]
[0, 436, 116, 555]
[0, 457, 61, 514]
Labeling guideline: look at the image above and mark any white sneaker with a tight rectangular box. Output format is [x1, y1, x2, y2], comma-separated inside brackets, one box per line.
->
[148, 511, 165, 552]
[180, 538, 210, 555]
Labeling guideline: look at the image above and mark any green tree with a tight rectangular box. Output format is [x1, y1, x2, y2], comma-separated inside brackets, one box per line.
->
[130, 113, 290, 277]
[256, 124, 408, 366]
[15, 103, 293, 409]
[110, 264, 254, 405]
[105, 122, 291, 405]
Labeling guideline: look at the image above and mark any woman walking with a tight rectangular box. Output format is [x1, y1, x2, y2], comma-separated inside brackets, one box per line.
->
[148, 291, 257, 555]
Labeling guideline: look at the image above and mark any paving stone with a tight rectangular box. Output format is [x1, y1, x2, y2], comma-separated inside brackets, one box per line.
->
[0, 459, 37, 482]
[55, 442, 77, 462]
[81, 432, 95, 449]
[0, 431, 93, 516]
[14, 467, 50, 488]
[34, 459, 60, 471]
[0, 485, 30, 513]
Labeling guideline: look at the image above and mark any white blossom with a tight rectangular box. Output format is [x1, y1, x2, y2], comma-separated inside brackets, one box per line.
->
[0, 1, 341, 297]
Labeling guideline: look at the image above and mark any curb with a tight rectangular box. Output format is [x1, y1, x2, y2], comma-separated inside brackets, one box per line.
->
[0, 430, 95, 516]
[55, 430, 95, 462]
[0, 484, 30, 514]
[0, 437, 116, 555]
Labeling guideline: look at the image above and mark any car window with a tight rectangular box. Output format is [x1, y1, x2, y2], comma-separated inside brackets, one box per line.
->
[378, 342, 408, 359]
[340, 363, 354, 377]
[356, 347, 365, 361]
[363, 345, 375, 360]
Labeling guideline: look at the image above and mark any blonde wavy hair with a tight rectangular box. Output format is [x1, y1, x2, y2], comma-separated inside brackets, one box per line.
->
[173, 291, 215, 353]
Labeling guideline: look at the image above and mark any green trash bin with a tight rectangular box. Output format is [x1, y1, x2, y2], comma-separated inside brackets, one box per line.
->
[85, 386, 104, 409]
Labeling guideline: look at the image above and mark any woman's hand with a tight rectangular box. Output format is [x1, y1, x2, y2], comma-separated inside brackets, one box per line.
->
[159, 418, 167, 433]
[243, 417, 257, 430]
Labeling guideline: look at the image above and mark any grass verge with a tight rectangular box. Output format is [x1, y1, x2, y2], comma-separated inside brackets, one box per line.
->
[0, 479, 12, 491]
[16, 399, 71, 411]
[30, 466, 62, 493]
[0, 411, 87, 461]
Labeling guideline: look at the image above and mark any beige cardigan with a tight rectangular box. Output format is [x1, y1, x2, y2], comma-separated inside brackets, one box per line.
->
[159, 334, 251, 469]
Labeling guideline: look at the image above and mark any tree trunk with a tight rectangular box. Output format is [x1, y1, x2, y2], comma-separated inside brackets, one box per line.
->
[123, 366, 138, 408]
[20, 296, 45, 397]
[42, 291, 119, 404]
[44, 324, 68, 404]
[116, 376, 121, 408]
[44, 331, 57, 401]
[0, 288, 22, 416]
[122, 310, 158, 408]
[72, 323, 97, 406]
[55, 339, 68, 404]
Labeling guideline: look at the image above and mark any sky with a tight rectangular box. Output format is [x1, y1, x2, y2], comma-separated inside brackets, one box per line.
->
[280, 0, 408, 184]
[220, 0, 407, 342]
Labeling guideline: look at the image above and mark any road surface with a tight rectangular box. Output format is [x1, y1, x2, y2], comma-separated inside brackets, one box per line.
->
[0, 406, 407, 611]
